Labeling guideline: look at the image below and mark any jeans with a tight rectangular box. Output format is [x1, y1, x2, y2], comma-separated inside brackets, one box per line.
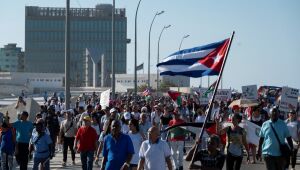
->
[16, 142, 29, 170]
[263, 155, 285, 170]
[226, 152, 243, 170]
[170, 141, 184, 168]
[1, 152, 13, 170]
[286, 148, 298, 169]
[80, 151, 94, 170]
[32, 157, 50, 170]
[63, 137, 75, 162]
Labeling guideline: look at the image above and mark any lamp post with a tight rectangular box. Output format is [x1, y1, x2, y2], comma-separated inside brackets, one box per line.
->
[111, 0, 115, 99]
[134, 0, 143, 96]
[148, 11, 164, 88]
[65, 0, 70, 109]
[157, 25, 171, 94]
[177, 34, 190, 87]
[179, 34, 190, 51]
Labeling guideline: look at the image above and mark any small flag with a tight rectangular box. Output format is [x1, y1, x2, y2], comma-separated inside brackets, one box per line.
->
[203, 80, 217, 97]
[136, 63, 144, 71]
[142, 89, 151, 96]
[168, 90, 182, 106]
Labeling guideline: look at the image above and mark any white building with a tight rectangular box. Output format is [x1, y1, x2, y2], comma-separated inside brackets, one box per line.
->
[115, 74, 190, 92]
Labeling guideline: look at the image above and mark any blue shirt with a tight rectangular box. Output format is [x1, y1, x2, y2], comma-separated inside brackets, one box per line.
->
[12, 120, 33, 143]
[102, 133, 134, 170]
[259, 119, 290, 156]
[0, 129, 14, 155]
[30, 132, 52, 158]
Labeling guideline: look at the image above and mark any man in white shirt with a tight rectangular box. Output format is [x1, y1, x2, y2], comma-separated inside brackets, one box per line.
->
[15, 96, 26, 120]
[138, 126, 172, 170]
[150, 105, 162, 127]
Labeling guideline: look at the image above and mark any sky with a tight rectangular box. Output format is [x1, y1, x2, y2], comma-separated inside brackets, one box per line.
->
[0, 0, 300, 91]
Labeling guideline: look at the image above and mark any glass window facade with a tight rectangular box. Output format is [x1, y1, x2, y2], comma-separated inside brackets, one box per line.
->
[25, 5, 127, 86]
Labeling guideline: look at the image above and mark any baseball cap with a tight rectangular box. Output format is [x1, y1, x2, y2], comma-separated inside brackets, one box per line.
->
[83, 116, 91, 121]
[110, 108, 117, 113]
[232, 105, 240, 110]
[124, 112, 131, 120]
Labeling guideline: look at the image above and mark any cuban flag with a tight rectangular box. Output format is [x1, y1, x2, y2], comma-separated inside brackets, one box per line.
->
[157, 38, 230, 77]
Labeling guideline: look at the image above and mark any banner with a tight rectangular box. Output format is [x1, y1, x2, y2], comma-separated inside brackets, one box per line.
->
[242, 85, 258, 100]
[279, 87, 299, 112]
[100, 89, 110, 108]
[214, 89, 232, 101]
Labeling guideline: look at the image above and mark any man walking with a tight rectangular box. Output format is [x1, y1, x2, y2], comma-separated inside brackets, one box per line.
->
[74, 116, 98, 170]
[257, 106, 293, 170]
[12, 111, 33, 170]
[60, 110, 77, 166]
[168, 111, 185, 170]
[101, 120, 134, 170]
[29, 118, 53, 170]
[138, 126, 173, 170]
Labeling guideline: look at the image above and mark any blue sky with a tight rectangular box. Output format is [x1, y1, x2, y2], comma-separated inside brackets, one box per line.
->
[0, 0, 299, 91]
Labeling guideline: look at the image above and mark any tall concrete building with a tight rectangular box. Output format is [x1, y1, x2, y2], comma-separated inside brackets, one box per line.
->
[0, 43, 24, 72]
[25, 4, 127, 86]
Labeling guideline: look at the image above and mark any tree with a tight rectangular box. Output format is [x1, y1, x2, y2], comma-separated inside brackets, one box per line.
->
[159, 80, 177, 92]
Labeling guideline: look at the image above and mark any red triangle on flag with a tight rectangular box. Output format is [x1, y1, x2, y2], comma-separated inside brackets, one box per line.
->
[167, 90, 181, 101]
[198, 39, 230, 73]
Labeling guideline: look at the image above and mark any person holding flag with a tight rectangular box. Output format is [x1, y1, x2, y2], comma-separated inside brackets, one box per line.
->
[168, 109, 186, 170]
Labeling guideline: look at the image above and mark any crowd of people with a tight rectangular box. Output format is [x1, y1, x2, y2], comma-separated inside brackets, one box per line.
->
[0, 90, 299, 170]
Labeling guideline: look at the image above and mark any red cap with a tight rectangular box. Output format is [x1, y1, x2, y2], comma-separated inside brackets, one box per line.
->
[232, 105, 240, 110]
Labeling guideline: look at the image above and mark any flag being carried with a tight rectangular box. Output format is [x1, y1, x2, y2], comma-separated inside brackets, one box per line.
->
[157, 38, 230, 77]
[203, 80, 217, 97]
[167, 90, 182, 106]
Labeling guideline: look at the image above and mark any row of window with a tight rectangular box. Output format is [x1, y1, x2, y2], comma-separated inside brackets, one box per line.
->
[26, 31, 126, 42]
[28, 78, 62, 82]
[26, 20, 126, 32]
[26, 42, 126, 52]
[116, 79, 162, 83]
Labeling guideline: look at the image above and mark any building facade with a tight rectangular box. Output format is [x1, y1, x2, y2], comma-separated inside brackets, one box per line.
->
[25, 4, 127, 86]
[115, 74, 190, 92]
[0, 44, 24, 72]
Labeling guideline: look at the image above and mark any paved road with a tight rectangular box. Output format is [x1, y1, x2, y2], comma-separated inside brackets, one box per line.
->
[16, 149, 300, 170]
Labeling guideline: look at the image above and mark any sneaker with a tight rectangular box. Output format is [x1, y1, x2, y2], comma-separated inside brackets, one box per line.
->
[62, 162, 66, 167]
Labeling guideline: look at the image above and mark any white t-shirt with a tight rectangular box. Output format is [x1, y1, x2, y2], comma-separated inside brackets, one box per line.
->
[286, 120, 300, 148]
[132, 112, 141, 120]
[150, 112, 161, 125]
[121, 123, 129, 134]
[91, 123, 100, 136]
[139, 139, 171, 170]
[16, 102, 26, 115]
[195, 115, 206, 123]
[128, 132, 143, 164]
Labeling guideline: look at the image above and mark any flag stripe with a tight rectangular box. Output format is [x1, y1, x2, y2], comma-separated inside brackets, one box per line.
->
[169, 39, 227, 56]
[162, 49, 214, 63]
[161, 70, 219, 77]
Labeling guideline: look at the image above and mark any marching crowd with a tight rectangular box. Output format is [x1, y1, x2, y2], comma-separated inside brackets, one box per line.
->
[0, 91, 299, 170]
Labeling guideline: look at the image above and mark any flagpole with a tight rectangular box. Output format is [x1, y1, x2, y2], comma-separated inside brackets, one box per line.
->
[190, 31, 235, 166]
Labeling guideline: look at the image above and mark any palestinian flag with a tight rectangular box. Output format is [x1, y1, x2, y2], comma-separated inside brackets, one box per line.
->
[203, 80, 217, 97]
[168, 90, 182, 106]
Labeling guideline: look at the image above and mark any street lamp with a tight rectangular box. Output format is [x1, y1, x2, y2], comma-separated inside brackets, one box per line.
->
[134, 0, 143, 96]
[65, 0, 70, 109]
[177, 34, 190, 87]
[179, 34, 190, 51]
[111, 0, 115, 99]
[157, 25, 171, 94]
[148, 10, 164, 89]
